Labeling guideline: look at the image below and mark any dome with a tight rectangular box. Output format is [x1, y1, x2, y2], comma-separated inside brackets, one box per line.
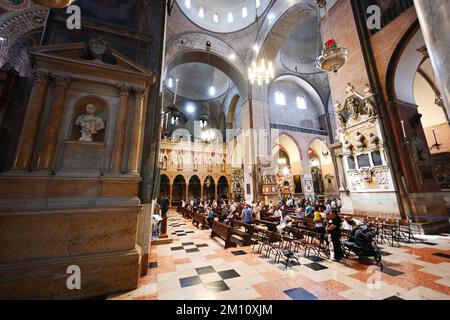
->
[176, 0, 271, 33]
[166, 62, 231, 100]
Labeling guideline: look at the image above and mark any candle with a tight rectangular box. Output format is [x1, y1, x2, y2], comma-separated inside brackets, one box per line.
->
[401, 121, 406, 139]
[173, 79, 179, 104]
[432, 128, 438, 144]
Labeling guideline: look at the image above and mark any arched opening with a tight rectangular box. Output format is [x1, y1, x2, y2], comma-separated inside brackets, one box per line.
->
[309, 138, 335, 195]
[159, 174, 170, 201]
[203, 175, 215, 201]
[172, 175, 186, 206]
[387, 24, 450, 193]
[309, 149, 324, 195]
[217, 176, 229, 201]
[188, 175, 201, 201]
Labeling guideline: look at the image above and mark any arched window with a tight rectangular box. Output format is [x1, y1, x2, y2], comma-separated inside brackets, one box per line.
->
[199, 7, 204, 18]
[221, 159, 226, 172]
[242, 7, 248, 18]
[296, 95, 307, 109]
[227, 13, 233, 23]
[213, 13, 219, 23]
[275, 90, 286, 106]
[162, 156, 168, 170]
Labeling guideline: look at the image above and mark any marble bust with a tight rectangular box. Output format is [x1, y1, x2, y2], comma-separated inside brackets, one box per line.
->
[75, 104, 105, 142]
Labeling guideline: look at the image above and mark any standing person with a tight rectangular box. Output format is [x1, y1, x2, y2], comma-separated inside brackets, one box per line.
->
[161, 198, 169, 217]
[242, 205, 253, 224]
[255, 201, 262, 220]
[326, 209, 344, 262]
[336, 197, 342, 212]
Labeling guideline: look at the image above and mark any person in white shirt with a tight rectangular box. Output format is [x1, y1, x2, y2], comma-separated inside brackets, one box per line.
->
[181, 200, 186, 208]
[272, 207, 283, 219]
[342, 216, 363, 231]
[277, 211, 292, 233]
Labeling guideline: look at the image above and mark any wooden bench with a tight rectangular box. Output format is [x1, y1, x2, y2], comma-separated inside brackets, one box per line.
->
[192, 212, 209, 230]
[229, 220, 254, 246]
[253, 219, 278, 232]
[211, 221, 237, 249]
[180, 208, 192, 219]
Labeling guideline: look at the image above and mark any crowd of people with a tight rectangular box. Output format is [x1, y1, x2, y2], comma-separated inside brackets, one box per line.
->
[165, 195, 367, 262]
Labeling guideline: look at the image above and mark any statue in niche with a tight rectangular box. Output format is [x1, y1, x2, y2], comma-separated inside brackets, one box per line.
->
[75, 104, 105, 142]
[369, 133, 380, 148]
[355, 132, 366, 149]
[343, 140, 354, 154]
[177, 152, 183, 170]
[337, 114, 347, 129]
[348, 97, 360, 120]
[335, 101, 345, 113]
[364, 85, 378, 118]
[345, 83, 355, 97]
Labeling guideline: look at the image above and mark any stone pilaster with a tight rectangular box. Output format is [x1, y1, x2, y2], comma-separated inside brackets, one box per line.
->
[110, 83, 131, 174]
[35, 74, 71, 171]
[11, 70, 50, 171]
[127, 86, 147, 175]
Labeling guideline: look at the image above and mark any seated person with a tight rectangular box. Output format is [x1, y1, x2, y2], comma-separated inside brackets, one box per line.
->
[272, 207, 283, 219]
[206, 208, 215, 228]
[295, 206, 305, 218]
[342, 216, 364, 231]
[277, 211, 292, 234]
[220, 207, 229, 222]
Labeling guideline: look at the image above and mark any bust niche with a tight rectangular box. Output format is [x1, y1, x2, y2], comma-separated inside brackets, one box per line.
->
[70, 96, 108, 143]
[58, 96, 109, 176]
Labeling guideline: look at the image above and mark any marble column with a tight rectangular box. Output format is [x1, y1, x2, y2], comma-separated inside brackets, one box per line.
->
[127, 86, 147, 175]
[215, 184, 218, 202]
[200, 183, 204, 200]
[169, 183, 173, 206]
[35, 74, 71, 171]
[414, 0, 450, 119]
[110, 84, 131, 174]
[185, 184, 189, 202]
[11, 70, 50, 171]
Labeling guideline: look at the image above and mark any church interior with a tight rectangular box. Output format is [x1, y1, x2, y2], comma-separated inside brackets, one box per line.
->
[0, 0, 450, 301]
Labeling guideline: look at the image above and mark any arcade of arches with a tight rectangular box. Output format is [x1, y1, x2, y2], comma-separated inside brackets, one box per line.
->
[0, 0, 450, 300]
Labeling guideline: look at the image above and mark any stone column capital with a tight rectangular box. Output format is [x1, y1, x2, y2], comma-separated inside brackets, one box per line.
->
[51, 73, 72, 87]
[132, 86, 148, 98]
[117, 83, 131, 96]
[31, 70, 50, 85]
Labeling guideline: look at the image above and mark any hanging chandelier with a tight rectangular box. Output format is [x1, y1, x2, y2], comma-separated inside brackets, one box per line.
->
[248, 59, 274, 85]
[316, 0, 348, 74]
[201, 129, 216, 143]
[248, 2, 274, 86]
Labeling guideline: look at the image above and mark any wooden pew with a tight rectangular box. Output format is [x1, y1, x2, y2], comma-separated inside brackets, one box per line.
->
[253, 219, 278, 232]
[180, 208, 192, 219]
[192, 212, 209, 230]
[229, 219, 254, 246]
[211, 221, 236, 249]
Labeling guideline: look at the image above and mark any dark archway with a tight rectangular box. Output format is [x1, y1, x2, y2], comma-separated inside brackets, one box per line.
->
[203, 176, 215, 201]
[217, 176, 229, 201]
[172, 175, 186, 206]
[188, 175, 201, 201]
[159, 174, 170, 201]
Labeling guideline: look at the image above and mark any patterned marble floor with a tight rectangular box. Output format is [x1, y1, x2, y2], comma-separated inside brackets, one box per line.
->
[108, 211, 450, 300]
